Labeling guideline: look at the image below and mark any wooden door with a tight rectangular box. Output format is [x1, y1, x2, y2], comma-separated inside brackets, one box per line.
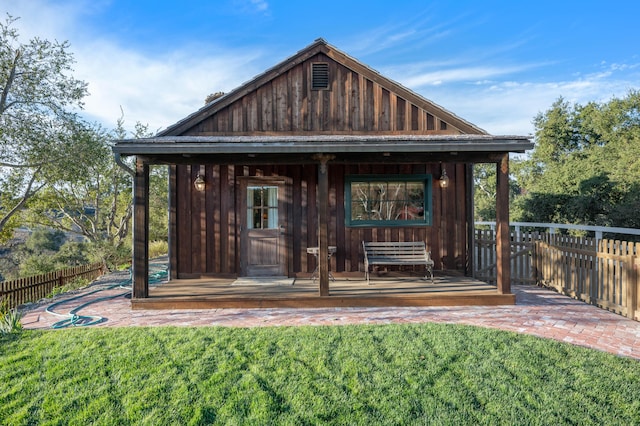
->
[240, 179, 288, 276]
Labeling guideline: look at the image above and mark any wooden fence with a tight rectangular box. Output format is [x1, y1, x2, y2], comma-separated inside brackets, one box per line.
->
[474, 230, 640, 321]
[535, 235, 639, 321]
[474, 229, 537, 285]
[0, 263, 105, 309]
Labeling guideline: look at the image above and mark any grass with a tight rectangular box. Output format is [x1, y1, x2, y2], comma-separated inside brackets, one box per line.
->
[148, 240, 169, 259]
[1, 324, 639, 425]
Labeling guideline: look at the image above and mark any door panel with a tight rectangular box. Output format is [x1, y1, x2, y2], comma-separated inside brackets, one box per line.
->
[241, 181, 287, 276]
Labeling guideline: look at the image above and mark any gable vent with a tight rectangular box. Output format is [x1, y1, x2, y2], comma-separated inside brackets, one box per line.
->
[311, 62, 330, 90]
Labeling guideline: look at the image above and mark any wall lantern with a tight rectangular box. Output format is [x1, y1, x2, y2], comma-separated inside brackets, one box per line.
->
[194, 174, 206, 192]
[439, 165, 450, 188]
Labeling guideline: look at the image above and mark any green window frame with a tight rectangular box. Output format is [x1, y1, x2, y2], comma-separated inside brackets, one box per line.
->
[345, 174, 433, 227]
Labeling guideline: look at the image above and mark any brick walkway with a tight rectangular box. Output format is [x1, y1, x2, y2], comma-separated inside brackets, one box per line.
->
[20, 270, 640, 360]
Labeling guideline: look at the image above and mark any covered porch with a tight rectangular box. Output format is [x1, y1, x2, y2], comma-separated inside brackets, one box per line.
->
[133, 272, 514, 309]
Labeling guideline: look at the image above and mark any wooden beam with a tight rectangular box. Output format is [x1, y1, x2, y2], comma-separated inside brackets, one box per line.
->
[466, 163, 475, 275]
[133, 158, 149, 298]
[495, 154, 511, 294]
[315, 154, 334, 296]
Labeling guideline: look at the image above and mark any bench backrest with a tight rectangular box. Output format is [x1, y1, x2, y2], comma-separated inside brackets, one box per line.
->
[363, 241, 430, 260]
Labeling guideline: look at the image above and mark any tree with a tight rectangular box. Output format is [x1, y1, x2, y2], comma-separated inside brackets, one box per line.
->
[23, 117, 168, 269]
[0, 15, 88, 241]
[515, 91, 640, 229]
[473, 160, 525, 222]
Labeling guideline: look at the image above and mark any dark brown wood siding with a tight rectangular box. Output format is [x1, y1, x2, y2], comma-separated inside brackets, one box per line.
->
[182, 53, 462, 136]
[171, 162, 469, 278]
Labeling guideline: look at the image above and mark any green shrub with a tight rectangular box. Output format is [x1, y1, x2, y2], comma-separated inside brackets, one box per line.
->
[0, 297, 22, 334]
[87, 241, 131, 271]
[24, 228, 65, 252]
[18, 254, 57, 277]
[54, 241, 90, 266]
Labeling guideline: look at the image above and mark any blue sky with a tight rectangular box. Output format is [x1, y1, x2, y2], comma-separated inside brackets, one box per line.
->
[3, 0, 639, 136]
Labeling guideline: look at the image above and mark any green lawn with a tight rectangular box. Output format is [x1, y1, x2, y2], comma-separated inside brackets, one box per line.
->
[1, 323, 639, 425]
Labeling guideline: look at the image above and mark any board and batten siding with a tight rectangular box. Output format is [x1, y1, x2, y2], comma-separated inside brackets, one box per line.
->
[181, 53, 460, 136]
[171, 163, 469, 279]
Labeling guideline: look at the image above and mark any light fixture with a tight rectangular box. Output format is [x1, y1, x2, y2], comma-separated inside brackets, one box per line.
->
[194, 174, 206, 192]
[439, 165, 450, 188]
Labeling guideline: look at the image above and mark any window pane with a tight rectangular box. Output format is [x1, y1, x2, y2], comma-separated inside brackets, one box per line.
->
[346, 175, 431, 226]
[251, 186, 262, 207]
[380, 201, 400, 220]
[265, 186, 278, 208]
[351, 182, 370, 203]
[252, 208, 261, 229]
[351, 201, 368, 220]
[387, 182, 405, 202]
[406, 182, 424, 202]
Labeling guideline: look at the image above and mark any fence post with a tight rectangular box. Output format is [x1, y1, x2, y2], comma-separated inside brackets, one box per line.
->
[631, 255, 639, 321]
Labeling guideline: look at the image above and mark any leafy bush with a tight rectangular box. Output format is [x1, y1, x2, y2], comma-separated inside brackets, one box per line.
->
[18, 254, 57, 277]
[87, 241, 131, 271]
[0, 297, 22, 334]
[54, 241, 89, 266]
[25, 228, 66, 253]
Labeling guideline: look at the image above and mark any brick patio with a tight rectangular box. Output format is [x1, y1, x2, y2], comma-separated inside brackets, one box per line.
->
[20, 269, 640, 360]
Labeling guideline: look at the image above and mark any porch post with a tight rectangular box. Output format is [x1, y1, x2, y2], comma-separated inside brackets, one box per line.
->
[496, 154, 511, 294]
[315, 154, 333, 296]
[133, 158, 149, 298]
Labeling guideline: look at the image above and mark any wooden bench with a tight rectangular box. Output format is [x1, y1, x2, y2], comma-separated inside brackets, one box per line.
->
[362, 241, 434, 285]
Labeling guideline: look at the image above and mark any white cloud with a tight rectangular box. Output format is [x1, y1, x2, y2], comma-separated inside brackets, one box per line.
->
[423, 71, 639, 136]
[74, 40, 262, 133]
[3, 0, 264, 133]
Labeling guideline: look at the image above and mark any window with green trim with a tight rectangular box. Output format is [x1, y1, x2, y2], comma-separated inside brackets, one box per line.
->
[345, 175, 432, 227]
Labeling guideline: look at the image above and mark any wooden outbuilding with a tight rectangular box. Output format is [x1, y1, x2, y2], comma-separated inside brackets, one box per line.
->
[113, 39, 532, 309]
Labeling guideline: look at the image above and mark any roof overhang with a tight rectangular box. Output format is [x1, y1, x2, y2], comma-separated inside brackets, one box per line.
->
[113, 134, 533, 157]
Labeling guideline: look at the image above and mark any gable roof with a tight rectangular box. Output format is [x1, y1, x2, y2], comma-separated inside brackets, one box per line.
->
[157, 38, 488, 137]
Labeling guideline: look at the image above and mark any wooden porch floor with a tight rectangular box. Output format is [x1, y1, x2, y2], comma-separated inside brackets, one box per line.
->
[133, 273, 515, 309]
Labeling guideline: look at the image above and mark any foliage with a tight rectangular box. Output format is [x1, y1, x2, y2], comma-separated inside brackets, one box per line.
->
[0, 15, 88, 240]
[473, 160, 526, 222]
[149, 240, 169, 259]
[514, 92, 640, 228]
[85, 239, 131, 271]
[0, 229, 90, 279]
[21, 117, 167, 269]
[0, 14, 167, 273]
[48, 277, 90, 297]
[24, 121, 132, 247]
[1, 324, 639, 424]
[146, 165, 169, 242]
[24, 228, 65, 252]
[0, 297, 22, 334]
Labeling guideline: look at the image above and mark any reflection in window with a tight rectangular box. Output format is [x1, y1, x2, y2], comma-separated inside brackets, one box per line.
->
[247, 186, 278, 229]
[346, 176, 432, 226]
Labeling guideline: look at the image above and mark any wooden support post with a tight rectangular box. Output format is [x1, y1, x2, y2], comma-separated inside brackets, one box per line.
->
[465, 163, 475, 275]
[315, 154, 334, 296]
[496, 154, 511, 294]
[133, 158, 149, 298]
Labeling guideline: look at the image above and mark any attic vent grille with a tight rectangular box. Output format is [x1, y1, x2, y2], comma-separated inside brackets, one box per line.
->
[311, 62, 330, 90]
